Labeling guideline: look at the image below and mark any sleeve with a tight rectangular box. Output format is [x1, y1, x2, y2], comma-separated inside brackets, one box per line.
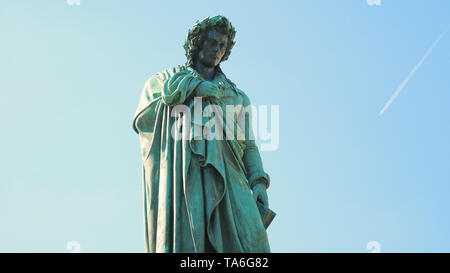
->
[160, 69, 203, 106]
[133, 68, 203, 134]
[240, 94, 271, 189]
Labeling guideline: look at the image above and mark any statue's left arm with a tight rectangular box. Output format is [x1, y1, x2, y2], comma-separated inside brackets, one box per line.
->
[240, 94, 270, 206]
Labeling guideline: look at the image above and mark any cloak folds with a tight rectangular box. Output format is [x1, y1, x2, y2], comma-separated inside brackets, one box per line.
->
[133, 65, 271, 253]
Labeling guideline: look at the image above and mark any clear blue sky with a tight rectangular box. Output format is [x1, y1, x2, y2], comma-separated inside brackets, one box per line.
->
[1, 0, 449, 252]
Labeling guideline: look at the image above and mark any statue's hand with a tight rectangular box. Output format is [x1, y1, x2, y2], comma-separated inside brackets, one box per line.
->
[195, 81, 220, 98]
[252, 182, 269, 208]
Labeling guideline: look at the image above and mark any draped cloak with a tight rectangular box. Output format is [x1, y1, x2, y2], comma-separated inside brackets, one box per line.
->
[133, 65, 271, 253]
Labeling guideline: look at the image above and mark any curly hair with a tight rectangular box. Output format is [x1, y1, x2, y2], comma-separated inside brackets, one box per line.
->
[183, 15, 236, 67]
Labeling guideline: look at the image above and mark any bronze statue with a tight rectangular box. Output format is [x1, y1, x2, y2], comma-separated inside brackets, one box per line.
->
[133, 15, 273, 253]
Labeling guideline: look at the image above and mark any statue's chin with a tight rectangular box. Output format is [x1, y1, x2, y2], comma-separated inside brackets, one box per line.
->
[199, 59, 216, 68]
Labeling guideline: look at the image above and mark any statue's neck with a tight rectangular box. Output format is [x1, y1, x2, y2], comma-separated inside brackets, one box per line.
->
[194, 59, 216, 81]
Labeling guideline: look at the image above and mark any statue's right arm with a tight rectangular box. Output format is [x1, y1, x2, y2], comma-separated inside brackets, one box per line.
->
[133, 69, 201, 133]
[133, 68, 219, 133]
[159, 70, 204, 106]
[152, 69, 220, 106]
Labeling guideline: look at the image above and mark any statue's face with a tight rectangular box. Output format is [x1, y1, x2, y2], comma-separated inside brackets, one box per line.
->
[197, 29, 228, 68]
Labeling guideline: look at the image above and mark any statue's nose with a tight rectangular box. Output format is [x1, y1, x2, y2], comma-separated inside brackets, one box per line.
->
[212, 44, 220, 52]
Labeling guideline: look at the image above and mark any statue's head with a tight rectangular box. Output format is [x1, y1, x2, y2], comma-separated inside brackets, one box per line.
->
[184, 15, 236, 68]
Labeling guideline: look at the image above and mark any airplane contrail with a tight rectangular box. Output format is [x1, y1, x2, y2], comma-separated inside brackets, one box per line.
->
[378, 24, 450, 116]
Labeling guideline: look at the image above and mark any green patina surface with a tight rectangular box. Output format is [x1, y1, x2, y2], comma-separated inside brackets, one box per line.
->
[133, 15, 273, 253]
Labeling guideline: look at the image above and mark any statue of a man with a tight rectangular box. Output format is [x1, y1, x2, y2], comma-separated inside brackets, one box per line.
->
[133, 15, 272, 253]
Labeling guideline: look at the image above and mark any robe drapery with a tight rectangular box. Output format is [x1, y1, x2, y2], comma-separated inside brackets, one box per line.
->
[133, 65, 271, 253]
